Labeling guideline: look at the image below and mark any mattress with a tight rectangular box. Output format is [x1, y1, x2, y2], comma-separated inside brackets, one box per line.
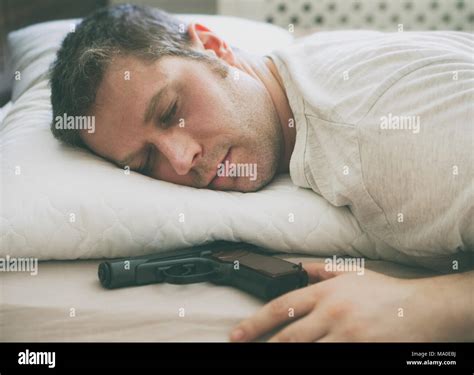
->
[0, 254, 436, 342]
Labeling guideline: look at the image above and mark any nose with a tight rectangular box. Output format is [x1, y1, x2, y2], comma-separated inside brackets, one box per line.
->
[153, 131, 201, 176]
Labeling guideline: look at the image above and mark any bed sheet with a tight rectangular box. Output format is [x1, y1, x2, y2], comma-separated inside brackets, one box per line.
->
[0, 255, 436, 342]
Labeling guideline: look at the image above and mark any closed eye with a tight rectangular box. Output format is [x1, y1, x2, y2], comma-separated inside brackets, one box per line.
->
[160, 100, 178, 127]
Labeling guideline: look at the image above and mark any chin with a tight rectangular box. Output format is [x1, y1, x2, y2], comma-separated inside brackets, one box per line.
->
[233, 174, 275, 192]
[210, 176, 261, 192]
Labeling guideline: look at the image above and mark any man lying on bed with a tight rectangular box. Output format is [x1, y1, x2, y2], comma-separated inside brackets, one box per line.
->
[49, 4, 473, 342]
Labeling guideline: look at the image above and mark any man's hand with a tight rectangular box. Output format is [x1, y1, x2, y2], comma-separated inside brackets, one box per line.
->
[229, 263, 474, 342]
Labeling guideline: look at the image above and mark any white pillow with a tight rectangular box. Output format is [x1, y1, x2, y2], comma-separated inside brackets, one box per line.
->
[0, 15, 372, 260]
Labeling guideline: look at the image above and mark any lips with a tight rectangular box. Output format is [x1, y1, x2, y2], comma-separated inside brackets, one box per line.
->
[208, 148, 231, 187]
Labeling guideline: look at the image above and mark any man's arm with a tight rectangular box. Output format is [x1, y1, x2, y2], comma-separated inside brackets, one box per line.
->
[229, 263, 474, 342]
[421, 270, 474, 342]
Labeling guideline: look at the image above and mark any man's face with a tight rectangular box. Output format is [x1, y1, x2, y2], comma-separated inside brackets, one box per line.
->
[81, 54, 283, 192]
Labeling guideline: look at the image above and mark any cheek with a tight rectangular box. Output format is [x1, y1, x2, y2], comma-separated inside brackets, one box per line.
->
[186, 75, 233, 126]
[189, 90, 221, 120]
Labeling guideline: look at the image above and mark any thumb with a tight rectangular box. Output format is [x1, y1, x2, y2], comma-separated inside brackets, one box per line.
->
[302, 262, 344, 284]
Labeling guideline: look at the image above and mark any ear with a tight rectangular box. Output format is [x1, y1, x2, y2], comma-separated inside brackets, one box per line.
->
[187, 22, 236, 65]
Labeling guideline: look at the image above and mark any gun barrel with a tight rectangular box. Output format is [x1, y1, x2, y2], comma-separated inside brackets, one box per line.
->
[98, 242, 233, 289]
[98, 257, 150, 288]
[98, 256, 225, 289]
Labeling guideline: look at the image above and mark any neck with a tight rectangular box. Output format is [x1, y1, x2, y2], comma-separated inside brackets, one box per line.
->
[232, 50, 296, 173]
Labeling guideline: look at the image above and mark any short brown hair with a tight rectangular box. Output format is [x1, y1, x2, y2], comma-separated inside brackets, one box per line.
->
[49, 4, 216, 148]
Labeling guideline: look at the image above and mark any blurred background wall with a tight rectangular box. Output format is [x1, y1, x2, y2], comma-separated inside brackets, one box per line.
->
[110, 0, 474, 32]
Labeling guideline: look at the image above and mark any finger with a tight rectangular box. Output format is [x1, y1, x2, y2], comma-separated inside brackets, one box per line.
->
[229, 285, 319, 342]
[302, 262, 344, 283]
[268, 310, 328, 342]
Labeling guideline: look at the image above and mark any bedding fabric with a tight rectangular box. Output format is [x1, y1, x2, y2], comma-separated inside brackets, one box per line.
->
[0, 17, 375, 260]
[0, 255, 436, 342]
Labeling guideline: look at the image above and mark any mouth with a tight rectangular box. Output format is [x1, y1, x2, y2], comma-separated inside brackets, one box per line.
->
[208, 148, 232, 188]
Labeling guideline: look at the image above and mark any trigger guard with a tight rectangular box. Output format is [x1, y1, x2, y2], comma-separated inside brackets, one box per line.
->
[161, 263, 217, 285]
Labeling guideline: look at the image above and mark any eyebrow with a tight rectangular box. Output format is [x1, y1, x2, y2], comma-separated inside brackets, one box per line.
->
[116, 84, 169, 169]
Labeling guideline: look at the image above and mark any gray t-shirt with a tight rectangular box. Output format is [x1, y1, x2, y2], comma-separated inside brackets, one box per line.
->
[270, 31, 473, 267]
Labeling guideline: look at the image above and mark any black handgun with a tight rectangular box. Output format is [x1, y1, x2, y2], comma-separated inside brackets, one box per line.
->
[98, 241, 308, 300]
